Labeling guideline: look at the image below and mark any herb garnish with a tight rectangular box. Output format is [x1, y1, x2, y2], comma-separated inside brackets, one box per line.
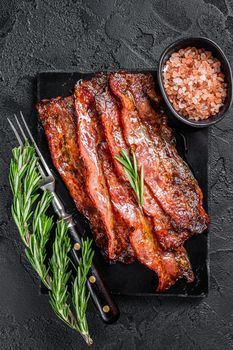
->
[114, 148, 144, 207]
[72, 237, 94, 344]
[9, 144, 94, 345]
[9, 144, 52, 288]
[50, 221, 94, 345]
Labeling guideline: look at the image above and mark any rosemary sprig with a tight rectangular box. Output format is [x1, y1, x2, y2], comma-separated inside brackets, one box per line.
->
[9, 143, 94, 345]
[72, 237, 94, 345]
[9, 144, 41, 246]
[115, 148, 144, 207]
[49, 222, 94, 345]
[49, 220, 75, 328]
[9, 144, 52, 288]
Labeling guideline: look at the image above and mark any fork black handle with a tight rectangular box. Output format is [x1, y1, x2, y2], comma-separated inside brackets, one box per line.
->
[68, 224, 120, 324]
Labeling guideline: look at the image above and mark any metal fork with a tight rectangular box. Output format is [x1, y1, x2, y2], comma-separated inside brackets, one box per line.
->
[8, 111, 119, 324]
[8, 112, 73, 223]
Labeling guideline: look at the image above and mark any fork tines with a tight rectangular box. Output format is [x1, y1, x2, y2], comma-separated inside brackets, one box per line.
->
[8, 112, 53, 177]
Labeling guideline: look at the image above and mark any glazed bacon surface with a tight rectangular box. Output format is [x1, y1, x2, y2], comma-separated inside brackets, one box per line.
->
[109, 72, 208, 234]
[36, 71, 208, 292]
[98, 142, 194, 290]
[95, 83, 189, 250]
[74, 77, 134, 263]
[36, 96, 108, 251]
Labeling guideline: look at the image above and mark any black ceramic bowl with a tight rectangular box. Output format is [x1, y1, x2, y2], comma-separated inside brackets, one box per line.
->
[158, 37, 233, 128]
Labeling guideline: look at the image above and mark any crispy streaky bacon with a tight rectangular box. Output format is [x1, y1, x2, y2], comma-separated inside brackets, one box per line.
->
[84, 75, 193, 287]
[98, 142, 194, 291]
[36, 96, 108, 251]
[37, 72, 208, 292]
[127, 72, 209, 235]
[74, 76, 134, 263]
[95, 86, 189, 250]
[109, 72, 208, 234]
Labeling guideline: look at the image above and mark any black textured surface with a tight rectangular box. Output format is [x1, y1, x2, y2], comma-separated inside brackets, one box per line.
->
[0, 0, 233, 349]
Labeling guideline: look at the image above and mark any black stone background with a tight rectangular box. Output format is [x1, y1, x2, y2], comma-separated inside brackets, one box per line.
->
[0, 0, 233, 349]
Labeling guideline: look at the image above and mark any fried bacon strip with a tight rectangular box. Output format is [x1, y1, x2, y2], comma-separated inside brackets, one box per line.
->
[109, 72, 208, 234]
[127, 72, 209, 235]
[128, 72, 174, 143]
[36, 96, 107, 251]
[74, 77, 134, 263]
[95, 86, 189, 250]
[98, 142, 194, 290]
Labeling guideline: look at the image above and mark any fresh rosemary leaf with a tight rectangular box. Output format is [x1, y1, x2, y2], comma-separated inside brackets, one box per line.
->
[132, 151, 138, 178]
[114, 148, 144, 207]
[140, 165, 144, 208]
[114, 154, 132, 172]
[119, 148, 131, 166]
[123, 168, 137, 192]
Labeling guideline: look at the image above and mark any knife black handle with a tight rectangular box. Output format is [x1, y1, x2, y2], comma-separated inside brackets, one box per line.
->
[68, 223, 120, 324]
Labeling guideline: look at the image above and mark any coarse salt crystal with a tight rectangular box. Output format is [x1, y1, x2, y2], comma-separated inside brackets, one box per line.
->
[200, 75, 206, 81]
[173, 78, 183, 85]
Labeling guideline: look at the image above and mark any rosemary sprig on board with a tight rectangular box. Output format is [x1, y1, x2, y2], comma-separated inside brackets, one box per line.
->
[9, 143, 94, 345]
[115, 148, 144, 207]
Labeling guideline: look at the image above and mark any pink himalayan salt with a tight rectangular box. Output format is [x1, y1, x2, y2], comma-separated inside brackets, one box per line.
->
[162, 46, 227, 120]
